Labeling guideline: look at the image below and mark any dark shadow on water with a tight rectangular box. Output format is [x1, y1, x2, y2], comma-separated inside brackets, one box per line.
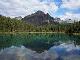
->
[0, 33, 80, 52]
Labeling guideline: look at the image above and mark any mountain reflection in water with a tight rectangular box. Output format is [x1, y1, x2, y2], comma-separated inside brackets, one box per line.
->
[0, 33, 80, 53]
[0, 43, 80, 60]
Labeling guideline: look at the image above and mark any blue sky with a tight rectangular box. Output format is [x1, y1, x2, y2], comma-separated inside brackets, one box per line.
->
[0, 0, 80, 20]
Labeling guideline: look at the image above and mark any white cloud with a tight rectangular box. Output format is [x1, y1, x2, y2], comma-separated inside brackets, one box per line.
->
[0, 0, 58, 17]
[61, 0, 80, 9]
[59, 12, 80, 20]
[59, 0, 80, 21]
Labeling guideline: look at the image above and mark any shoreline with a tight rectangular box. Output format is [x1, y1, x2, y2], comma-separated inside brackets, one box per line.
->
[0, 32, 80, 35]
[0, 32, 64, 34]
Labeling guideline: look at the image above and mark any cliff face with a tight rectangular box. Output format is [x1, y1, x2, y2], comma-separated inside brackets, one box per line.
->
[22, 11, 56, 25]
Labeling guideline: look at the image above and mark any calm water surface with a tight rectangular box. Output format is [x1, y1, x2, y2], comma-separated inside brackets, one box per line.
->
[0, 33, 80, 52]
[0, 33, 80, 60]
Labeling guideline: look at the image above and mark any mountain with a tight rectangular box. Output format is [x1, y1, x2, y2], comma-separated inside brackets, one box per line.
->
[15, 16, 22, 20]
[22, 11, 57, 25]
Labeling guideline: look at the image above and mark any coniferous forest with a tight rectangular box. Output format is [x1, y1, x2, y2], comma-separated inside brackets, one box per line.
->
[0, 14, 80, 34]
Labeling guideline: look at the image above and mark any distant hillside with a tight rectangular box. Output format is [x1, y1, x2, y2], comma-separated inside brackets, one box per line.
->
[22, 11, 57, 25]
[15, 16, 22, 20]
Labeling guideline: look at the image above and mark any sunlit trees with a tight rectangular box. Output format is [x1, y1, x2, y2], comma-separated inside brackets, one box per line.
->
[0, 15, 80, 33]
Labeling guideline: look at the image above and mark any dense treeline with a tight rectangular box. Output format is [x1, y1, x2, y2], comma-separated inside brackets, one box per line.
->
[0, 15, 80, 34]
[65, 21, 80, 34]
[0, 15, 35, 32]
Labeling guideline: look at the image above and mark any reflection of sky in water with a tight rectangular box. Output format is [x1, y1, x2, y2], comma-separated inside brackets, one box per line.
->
[0, 43, 80, 60]
[0, 33, 80, 52]
[49, 43, 80, 60]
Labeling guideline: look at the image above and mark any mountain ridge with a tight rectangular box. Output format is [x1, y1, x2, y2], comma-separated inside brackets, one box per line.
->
[22, 11, 57, 25]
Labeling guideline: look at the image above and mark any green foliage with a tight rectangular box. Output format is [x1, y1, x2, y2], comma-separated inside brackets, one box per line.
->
[65, 22, 80, 34]
[0, 15, 80, 34]
[0, 15, 34, 32]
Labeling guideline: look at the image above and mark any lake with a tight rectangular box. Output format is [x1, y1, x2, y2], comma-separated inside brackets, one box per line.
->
[0, 33, 80, 60]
